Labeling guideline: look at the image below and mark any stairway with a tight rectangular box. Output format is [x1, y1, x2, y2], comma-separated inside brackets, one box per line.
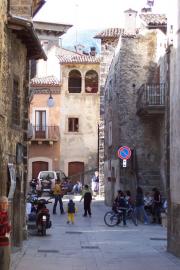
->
[137, 170, 166, 197]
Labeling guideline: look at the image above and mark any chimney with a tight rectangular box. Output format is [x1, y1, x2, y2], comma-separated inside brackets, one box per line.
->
[124, 9, 138, 35]
[74, 44, 84, 54]
[90, 47, 96, 56]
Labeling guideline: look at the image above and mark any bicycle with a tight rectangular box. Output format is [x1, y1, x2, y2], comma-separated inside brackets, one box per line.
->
[126, 206, 138, 226]
[104, 208, 123, 227]
[104, 206, 138, 227]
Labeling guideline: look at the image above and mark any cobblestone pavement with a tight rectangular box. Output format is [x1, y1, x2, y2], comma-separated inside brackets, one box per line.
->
[11, 196, 180, 270]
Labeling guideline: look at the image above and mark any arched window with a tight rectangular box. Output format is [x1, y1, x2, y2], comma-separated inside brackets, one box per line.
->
[68, 70, 82, 93]
[85, 70, 98, 93]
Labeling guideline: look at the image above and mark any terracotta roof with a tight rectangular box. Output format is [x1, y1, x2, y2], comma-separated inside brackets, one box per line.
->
[140, 14, 167, 26]
[31, 76, 60, 86]
[58, 55, 100, 64]
[94, 28, 122, 39]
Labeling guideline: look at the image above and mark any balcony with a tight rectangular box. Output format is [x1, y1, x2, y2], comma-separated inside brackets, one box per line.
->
[28, 125, 60, 142]
[137, 83, 166, 116]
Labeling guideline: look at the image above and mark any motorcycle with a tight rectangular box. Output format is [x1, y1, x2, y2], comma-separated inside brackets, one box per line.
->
[36, 198, 52, 236]
[26, 195, 52, 236]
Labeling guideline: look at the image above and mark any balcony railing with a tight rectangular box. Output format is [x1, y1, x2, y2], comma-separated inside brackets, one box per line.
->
[137, 83, 166, 116]
[28, 125, 60, 141]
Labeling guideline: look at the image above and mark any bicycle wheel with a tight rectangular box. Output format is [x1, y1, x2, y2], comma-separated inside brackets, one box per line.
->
[104, 211, 119, 227]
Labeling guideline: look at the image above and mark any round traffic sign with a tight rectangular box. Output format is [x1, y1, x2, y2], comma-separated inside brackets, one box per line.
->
[117, 146, 131, 160]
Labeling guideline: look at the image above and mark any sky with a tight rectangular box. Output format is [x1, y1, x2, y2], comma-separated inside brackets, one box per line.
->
[34, 0, 169, 30]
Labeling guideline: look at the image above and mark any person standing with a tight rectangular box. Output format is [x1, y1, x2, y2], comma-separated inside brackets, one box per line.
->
[91, 171, 99, 196]
[152, 187, 162, 224]
[80, 185, 92, 217]
[53, 179, 64, 214]
[0, 196, 11, 270]
[134, 187, 149, 224]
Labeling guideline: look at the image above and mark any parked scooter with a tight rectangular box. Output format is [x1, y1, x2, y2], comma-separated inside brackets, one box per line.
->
[26, 195, 52, 236]
[36, 198, 52, 236]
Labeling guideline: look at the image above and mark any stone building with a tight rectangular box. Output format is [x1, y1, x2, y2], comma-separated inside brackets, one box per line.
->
[58, 53, 100, 185]
[28, 21, 72, 181]
[94, 28, 122, 195]
[0, 0, 46, 247]
[166, 0, 180, 257]
[96, 9, 167, 205]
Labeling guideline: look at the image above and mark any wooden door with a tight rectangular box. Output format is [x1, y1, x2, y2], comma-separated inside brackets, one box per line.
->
[68, 162, 84, 184]
[32, 161, 48, 179]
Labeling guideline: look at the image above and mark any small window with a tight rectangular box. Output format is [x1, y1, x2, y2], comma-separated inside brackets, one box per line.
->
[85, 70, 98, 93]
[68, 118, 79, 132]
[68, 70, 82, 93]
[12, 78, 20, 126]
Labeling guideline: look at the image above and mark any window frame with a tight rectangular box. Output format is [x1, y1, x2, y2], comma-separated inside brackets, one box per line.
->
[68, 117, 79, 133]
[68, 69, 82, 93]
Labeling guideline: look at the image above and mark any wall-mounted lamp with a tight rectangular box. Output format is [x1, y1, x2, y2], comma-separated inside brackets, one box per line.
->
[47, 91, 55, 107]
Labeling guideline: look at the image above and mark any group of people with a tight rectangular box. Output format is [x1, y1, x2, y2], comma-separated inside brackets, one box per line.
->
[52, 178, 93, 224]
[113, 187, 164, 226]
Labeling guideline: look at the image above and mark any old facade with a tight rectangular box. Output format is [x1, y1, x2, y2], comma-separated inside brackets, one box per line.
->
[0, 0, 46, 247]
[28, 21, 72, 181]
[97, 9, 167, 205]
[167, 0, 180, 258]
[58, 53, 100, 185]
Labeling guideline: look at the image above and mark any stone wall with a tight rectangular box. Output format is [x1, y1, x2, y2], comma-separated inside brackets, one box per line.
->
[167, 0, 180, 256]
[0, 1, 30, 247]
[10, 0, 33, 19]
[98, 37, 119, 196]
[104, 30, 167, 205]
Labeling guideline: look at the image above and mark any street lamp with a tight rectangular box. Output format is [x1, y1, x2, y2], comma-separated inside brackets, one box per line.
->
[47, 91, 55, 107]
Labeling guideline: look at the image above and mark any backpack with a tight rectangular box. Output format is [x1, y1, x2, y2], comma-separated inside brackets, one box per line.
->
[68, 201, 75, 213]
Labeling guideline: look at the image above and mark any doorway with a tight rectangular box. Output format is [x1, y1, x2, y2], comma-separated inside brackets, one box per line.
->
[32, 161, 48, 179]
[68, 162, 84, 184]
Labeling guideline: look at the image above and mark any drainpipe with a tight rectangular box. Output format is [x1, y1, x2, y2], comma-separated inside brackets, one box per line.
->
[166, 46, 171, 251]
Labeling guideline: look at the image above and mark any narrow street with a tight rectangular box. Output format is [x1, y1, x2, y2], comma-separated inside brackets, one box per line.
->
[11, 197, 180, 270]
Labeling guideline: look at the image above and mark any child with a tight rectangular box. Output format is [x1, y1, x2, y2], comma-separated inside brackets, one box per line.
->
[67, 199, 76, 224]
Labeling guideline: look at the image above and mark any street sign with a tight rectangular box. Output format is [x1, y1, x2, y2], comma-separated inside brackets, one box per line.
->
[117, 146, 131, 160]
[123, 159, 127, 167]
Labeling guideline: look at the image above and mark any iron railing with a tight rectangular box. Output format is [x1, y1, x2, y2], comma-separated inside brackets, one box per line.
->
[28, 125, 60, 141]
[137, 83, 166, 113]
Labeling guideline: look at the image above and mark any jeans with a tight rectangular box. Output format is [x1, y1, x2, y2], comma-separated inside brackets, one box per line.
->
[135, 205, 149, 223]
[53, 195, 64, 214]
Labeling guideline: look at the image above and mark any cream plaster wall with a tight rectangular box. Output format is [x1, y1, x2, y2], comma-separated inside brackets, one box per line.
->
[60, 63, 100, 176]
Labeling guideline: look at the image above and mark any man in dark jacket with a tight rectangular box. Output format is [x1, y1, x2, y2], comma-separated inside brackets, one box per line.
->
[80, 185, 92, 217]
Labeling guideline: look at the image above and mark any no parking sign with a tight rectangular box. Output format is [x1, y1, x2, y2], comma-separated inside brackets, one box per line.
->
[117, 146, 131, 167]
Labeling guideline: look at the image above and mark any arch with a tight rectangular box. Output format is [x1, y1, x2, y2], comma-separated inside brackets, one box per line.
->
[68, 69, 82, 93]
[85, 70, 98, 93]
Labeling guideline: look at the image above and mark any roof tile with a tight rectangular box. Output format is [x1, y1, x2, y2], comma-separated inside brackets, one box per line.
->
[58, 55, 100, 64]
[31, 76, 60, 86]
